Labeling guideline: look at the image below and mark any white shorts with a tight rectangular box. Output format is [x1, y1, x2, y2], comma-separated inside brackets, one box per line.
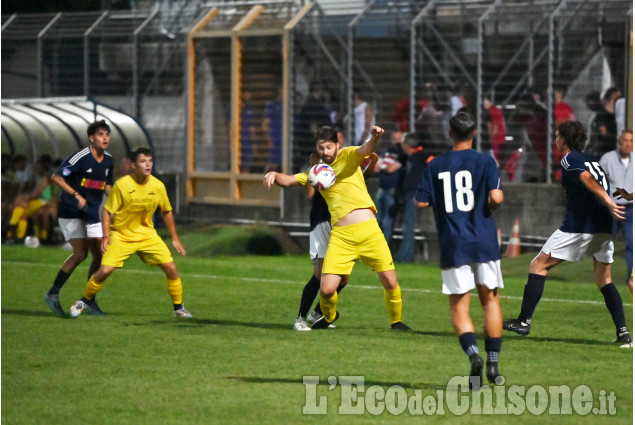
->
[58, 218, 103, 240]
[542, 229, 614, 263]
[441, 260, 504, 295]
[309, 221, 331, 261]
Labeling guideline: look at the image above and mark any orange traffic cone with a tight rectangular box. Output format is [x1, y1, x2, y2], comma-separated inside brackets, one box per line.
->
[504, 220, 521, 258]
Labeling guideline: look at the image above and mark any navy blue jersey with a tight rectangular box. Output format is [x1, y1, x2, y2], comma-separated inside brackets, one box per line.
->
[309, 191, 330, 231]
[559, 150, 612, 234]
[416, 149, 501, 268]
[55, 147, 114, 223]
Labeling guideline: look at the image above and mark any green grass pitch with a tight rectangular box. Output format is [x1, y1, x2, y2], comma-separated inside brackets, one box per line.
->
[1, 245, 632, 424]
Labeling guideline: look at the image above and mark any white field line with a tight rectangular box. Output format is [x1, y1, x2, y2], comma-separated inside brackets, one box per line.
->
[3, 260, 631, 307]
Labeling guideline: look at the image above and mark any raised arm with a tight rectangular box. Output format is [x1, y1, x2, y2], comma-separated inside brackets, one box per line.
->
[356, 126, 385, 160]
[580, 171, 625, 220]
[263, 171, 301, 190]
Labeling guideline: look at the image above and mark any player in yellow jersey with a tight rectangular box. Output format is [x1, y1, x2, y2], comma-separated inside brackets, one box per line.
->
[69, 146, 192, 319]
[264, 125, 410, 330]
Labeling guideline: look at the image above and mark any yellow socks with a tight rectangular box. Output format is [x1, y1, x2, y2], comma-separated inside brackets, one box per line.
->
[16, 220, 27, 239]
[319, 291, 338, 322]
[9, 207, 24, 226]
[166, 278, 183, 305]
[84, 276, 105, 300]
[384, 286, 403, 324]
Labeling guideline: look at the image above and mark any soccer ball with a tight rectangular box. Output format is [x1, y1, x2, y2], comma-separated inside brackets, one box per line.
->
[24, 236, 40, 249]
[308, 163, 336, 190]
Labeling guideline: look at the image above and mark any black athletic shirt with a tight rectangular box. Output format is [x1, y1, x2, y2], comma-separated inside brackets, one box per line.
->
[55, 147, 114, 224]
[309, 191, 330, 231]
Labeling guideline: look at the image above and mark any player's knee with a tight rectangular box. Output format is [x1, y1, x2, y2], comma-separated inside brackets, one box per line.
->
[71, 251, 88, 264]
[98, 264, 115, 276]
[162, 262, 179, 279]
[320, 287, 336, 298]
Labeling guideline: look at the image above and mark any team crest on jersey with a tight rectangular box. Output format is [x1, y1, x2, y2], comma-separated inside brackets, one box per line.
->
[62, 168, 71, 176]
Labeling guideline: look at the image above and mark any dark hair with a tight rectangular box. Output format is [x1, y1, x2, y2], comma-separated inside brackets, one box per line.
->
[449, 111, 477, 141]
[556, 120, 587, 152]
[128, 146, 153, 163]
[402, 132, 419, 148]
[602, 87, 621, 102]
[87, 120, 110, 137]
[585, 91, 602, 112]
[314, 126, 338, 144]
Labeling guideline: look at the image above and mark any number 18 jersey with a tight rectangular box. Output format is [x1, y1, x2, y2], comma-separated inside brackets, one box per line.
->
[416, 149, 501, 269]
[560, 150, 612, 234]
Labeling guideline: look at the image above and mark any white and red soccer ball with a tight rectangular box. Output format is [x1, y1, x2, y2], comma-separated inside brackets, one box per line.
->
[308, 164, 336, 190]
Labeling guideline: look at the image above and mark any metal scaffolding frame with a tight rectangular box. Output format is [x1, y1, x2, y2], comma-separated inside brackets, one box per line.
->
[2, 0, 632, 208]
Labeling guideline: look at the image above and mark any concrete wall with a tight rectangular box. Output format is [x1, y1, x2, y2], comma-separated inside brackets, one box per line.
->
[180, 178, 566, 260]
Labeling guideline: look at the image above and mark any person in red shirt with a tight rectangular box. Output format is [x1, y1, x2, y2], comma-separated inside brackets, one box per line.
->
[484, 98, 507, 162]
[553, 87, 576, 180]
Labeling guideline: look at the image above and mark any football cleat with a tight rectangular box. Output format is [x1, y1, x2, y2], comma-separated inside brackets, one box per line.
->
[307, 310, 322, 326]
[294, 317, 312, 331]
[85, 299, 106, 316]
[174, 306, 193, 319]
[613, 331, 633, 348]
[503, 318, 531, 336]
[69, 299, 106, 318]
[468, 353, 484, 391]
[44, 292, 65, 317]
[312, 311, 339, 329]
[390, 321, 411, 331]
[69, 300, 87, 318]
[486, 362, 502, 384]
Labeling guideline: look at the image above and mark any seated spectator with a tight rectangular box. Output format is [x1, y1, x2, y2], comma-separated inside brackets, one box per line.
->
[6, 157, 53, 243]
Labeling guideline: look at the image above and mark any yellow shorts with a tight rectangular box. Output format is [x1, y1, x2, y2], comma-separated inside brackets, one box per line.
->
[26, 199, 46, 216]
[322, 218, 395, 275]
[101, 232, 174, 268]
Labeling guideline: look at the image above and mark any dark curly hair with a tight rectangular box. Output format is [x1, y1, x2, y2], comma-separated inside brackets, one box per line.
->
[87, 119, 110, 137]
[314, 126, 338, 144]
[556, 120, 587, 152]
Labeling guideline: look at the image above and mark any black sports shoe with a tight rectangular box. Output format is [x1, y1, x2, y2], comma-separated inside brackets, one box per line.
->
[503, 318, 531, 336]
[468, 353, 484, 391]
[312, 311, 339, 329]
[486, 362, 501, 384]
[44, 292, 65, 317]
[390, 321, 411, 331]
[84, 298, 107, 316]
[613, 331, 633, 347]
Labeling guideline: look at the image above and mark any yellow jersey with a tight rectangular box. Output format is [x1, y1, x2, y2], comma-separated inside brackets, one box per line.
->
[295, 146, 376, 226]
[104, 174, 172, 241]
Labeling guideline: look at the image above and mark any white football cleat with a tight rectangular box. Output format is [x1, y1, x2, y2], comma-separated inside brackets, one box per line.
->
[294, 317, 312, 331]
[69, 300, 86, 318]
[174, 306, 193, 319]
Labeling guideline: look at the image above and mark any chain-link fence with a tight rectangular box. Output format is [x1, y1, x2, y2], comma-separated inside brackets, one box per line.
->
[2, 0, 632, 206]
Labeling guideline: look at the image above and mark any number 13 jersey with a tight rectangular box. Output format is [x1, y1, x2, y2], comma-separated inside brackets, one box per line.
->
[560, 150, 612, 234]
